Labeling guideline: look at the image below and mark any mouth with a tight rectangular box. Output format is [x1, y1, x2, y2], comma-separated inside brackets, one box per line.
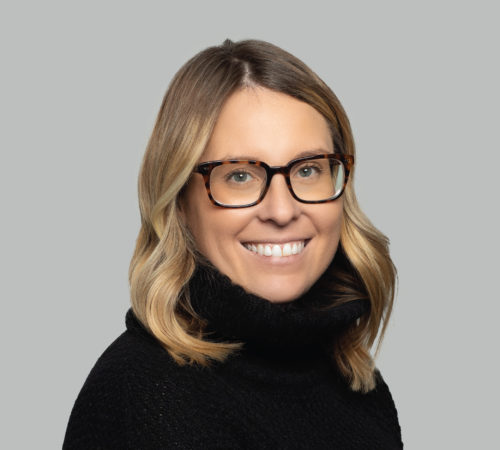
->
[241, 239, 310, 258]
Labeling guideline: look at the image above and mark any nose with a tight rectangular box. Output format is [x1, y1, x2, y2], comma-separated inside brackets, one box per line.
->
[256, 174, 301, 225]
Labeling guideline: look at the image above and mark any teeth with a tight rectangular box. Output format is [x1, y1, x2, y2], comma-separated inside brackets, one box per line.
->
[272, 245, 282, 257]
[244, 240, 306, 258]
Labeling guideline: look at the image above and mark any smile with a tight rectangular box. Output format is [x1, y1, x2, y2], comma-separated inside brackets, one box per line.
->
[242, 240, 308, 257]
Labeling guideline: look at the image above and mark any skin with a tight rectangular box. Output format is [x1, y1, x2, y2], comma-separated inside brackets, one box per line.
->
[180, 87, 344, 303]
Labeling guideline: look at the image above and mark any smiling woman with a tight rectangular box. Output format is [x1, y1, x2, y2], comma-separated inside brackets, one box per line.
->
[180, 88, 344, 303]
[63, 39, 403, 449]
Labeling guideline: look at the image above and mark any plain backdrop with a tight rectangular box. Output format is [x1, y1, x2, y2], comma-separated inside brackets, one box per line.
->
[1, 1, 498, 448]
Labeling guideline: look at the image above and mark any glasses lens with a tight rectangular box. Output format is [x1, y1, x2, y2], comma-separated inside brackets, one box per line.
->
[290, 158, 345, 201]
[210, 163, 267, 206]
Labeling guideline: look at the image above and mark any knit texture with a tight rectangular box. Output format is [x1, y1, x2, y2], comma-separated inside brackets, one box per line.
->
[63, 264, 403, 449]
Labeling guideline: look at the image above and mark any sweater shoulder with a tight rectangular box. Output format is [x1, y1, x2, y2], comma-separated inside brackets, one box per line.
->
[88, 325, 171, 374]
[67, 325, 182, 403]
[63, 328, 180, 449]
[370, 368, 404, 447]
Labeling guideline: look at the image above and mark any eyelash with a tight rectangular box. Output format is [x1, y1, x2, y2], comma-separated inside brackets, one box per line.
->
[294, 164, 323, 176]
[224, 170, 255, 182]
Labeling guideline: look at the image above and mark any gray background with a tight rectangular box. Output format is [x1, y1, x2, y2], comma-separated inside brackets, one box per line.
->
[1, 1, 498, 448]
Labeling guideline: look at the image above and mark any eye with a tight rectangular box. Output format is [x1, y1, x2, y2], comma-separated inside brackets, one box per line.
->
[296, 164, 322, 178]
[225, 170, 254, 183]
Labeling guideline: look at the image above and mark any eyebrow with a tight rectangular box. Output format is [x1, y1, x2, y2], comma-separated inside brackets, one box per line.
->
[219, 149, 333, 161]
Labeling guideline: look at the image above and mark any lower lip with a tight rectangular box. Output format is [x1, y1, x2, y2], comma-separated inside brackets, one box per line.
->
[240, 240, 310, 265]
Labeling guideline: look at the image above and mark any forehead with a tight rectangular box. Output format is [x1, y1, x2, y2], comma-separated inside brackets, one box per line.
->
[202, 87, 333, 164]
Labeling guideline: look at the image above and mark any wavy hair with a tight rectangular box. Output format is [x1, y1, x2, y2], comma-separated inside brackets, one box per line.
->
[129, 39, 397, 393]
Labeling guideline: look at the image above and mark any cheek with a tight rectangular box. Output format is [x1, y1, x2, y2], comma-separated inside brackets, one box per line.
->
[183, 200, 253, 257]
[201, 210, 252, 245]
[317, 202, 344, 244]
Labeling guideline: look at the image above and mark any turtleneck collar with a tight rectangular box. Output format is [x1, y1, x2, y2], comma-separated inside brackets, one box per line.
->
[187, 262, 370, 355]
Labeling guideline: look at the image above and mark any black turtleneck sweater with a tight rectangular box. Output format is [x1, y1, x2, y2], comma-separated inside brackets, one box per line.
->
[63, 264, 403, 449]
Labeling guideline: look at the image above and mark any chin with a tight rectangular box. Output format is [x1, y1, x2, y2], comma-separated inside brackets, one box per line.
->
[264, 295, 300, 304]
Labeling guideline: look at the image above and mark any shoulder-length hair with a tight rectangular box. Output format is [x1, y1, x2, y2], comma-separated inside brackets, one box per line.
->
[129, 39, 397, 393]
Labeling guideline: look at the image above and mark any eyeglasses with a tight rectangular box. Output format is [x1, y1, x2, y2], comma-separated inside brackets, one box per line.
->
[193, 153, 354, 208]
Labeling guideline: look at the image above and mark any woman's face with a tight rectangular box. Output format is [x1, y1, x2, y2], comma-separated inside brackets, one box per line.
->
[181, 87, 344, 303]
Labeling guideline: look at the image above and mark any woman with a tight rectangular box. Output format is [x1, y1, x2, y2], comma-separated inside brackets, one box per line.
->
[64, 39, 403, 449]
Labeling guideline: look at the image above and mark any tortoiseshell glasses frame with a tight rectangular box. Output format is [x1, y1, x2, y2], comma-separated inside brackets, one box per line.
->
[193, 153, 354, 208]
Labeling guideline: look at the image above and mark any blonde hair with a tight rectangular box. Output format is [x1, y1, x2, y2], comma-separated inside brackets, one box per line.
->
[129, 39, 397, 393]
